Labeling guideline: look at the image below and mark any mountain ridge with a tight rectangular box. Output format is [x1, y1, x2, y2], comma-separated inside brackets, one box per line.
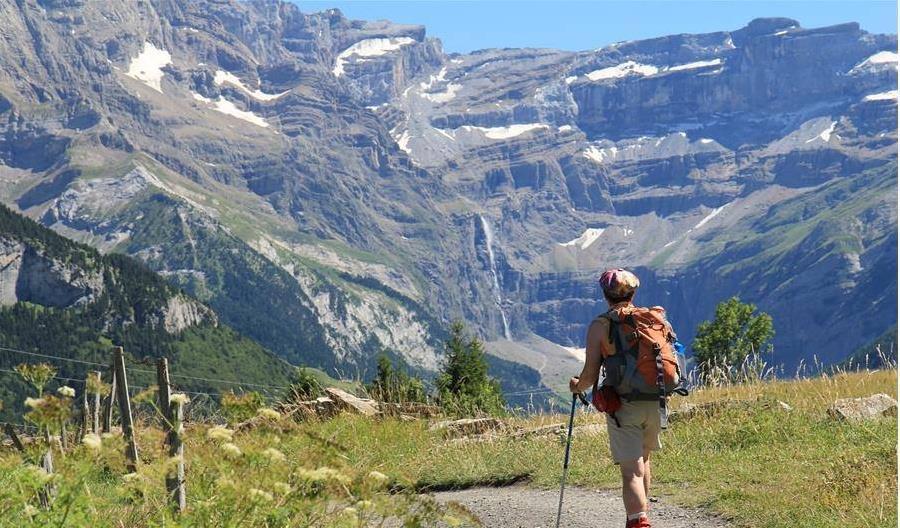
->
[0, 0, 894, 390]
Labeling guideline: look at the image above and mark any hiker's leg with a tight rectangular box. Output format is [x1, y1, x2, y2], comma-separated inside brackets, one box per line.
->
[619, 457, 648, 515]
[642, 448, 652, 499]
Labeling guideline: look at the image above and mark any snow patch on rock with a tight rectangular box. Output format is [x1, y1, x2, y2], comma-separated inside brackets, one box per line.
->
[583, 145, 617, 164]
[192, 92, 269, 128]
[863, 90, 898, 102]
[396, 130, 412, 154]
[213, 70, 288, 101]
[333, 37, 416, 77]
[849, 51, 899, 74]
[559, 228, 605, 250]
[586, 61, 658, 81]
[421, 83, 462, 103]
[667, 58, 722, 72]
[805, 121, 836, 143]
[454, 123, 549, 140]
[125, 42, 171, 93]
[693, 203, 729, 230]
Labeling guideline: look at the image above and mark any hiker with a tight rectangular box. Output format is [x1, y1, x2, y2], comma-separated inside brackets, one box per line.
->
[569, 268, 684, 528]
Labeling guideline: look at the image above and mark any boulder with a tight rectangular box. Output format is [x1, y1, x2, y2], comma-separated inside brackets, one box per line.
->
[324, 388, 380, 417]
[429, 418, 505, 438]
[827, 393, 897, 422]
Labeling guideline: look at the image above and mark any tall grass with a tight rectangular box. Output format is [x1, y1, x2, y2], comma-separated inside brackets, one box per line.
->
[0, 369, 894, 527]
[322, 369, 897, 528]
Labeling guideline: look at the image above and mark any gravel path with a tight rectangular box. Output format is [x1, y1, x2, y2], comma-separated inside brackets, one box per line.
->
[434, 485, 730, 528]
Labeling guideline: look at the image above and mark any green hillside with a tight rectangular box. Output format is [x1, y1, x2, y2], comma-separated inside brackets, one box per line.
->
[0, 203, 294, 421]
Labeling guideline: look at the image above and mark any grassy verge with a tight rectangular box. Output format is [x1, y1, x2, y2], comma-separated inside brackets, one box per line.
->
[0, 370, 894, 527]
[313, 369, 896, 528]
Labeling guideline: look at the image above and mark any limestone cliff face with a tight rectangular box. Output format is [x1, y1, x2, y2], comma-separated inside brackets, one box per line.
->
[161, 294, 217, 333]
[0, 236, 104, 307]
[0, 0, 894, 383]
[0, 230, 213, 333]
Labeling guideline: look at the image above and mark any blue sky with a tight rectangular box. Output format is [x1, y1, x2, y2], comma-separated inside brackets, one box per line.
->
[293, 1, 898, 53]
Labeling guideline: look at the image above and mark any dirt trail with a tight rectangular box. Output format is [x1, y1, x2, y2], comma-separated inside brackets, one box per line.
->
[434, 484, 730, 528]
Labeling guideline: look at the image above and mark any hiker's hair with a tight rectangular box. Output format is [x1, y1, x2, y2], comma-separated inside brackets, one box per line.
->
[604, 291, 634, 304]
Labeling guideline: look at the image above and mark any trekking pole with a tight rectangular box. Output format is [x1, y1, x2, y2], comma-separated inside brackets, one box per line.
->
[556, 392, 584, 528]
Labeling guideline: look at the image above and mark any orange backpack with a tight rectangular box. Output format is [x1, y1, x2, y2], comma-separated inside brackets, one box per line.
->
[595, 305, 687, 428]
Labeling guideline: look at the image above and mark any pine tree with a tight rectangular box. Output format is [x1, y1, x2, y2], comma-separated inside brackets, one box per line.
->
[435, 322, 505, 416]
[368, 352, 426, 404]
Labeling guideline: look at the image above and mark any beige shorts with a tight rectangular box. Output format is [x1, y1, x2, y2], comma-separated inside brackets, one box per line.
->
[606, 400, 662, 464]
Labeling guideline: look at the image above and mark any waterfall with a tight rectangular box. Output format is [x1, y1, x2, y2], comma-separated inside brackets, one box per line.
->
[479, 214, 512, 341]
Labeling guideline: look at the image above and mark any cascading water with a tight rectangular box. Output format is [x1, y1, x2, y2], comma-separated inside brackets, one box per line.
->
[479, 214, 512, 340]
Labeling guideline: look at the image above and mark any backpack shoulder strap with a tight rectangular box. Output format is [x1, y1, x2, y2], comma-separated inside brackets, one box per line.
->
[597, 309, 628, 356]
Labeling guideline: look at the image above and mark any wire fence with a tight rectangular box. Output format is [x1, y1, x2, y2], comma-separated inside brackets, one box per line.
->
[0, 345, 293, 398]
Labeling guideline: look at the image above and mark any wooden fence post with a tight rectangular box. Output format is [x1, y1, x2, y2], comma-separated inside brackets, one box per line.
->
[39, 429, 54, 508]
[102, 365, 116, 433]
[113, 346, 139, 472]
[59, 421, 68, 451]
[158, 358, 185, 512]
[156, 358, 172, 425]
[168, 398, 186, 513]
[78, 377, 90, 443]
[92, 370, 101, 434]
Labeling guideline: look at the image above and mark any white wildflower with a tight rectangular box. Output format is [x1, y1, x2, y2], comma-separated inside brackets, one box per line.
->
[366, 470, 390, 487]
[249, 488, 273, 502]
[262, 447, 286, 463]
[23, 504, 38, 518]
[169, 393, 190, 406]
[82, 433, 102, 451]
[257, 407, 280, 420]
[273, 482, 291, 495]
[206, 426, 234, 442]
[56, 386, 75, 398]
[316, 467, 351, 485]
[221, 442, 242, 457]
[215, 476, 235, 489]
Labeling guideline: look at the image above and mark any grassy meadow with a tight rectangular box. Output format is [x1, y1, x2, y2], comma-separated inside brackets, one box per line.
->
[0, 369, 895, 527]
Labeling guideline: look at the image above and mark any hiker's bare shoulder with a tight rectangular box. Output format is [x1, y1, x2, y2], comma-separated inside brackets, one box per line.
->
[588, 316, 609, 334]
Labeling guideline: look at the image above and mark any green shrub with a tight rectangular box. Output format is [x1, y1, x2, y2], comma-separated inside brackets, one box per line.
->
[220, 390, 264, 425]
[367, 353, 427, 404]
[693, 297, 774, 383]
[435, 322, 505, 416]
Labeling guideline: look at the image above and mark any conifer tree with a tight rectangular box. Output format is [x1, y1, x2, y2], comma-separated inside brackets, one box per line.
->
[435, 322, 505, 416]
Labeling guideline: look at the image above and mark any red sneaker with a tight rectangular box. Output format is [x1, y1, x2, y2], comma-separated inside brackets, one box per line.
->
[625, 516, 652, 528]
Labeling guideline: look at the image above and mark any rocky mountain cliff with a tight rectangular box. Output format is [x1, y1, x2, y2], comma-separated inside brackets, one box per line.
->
[0, 0, 895, 391]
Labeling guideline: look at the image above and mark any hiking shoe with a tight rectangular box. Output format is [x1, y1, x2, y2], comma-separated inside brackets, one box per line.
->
[625, 516, 651, 528]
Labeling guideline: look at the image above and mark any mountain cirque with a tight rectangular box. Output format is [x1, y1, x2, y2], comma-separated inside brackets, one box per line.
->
[0, 0, 895, 391]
